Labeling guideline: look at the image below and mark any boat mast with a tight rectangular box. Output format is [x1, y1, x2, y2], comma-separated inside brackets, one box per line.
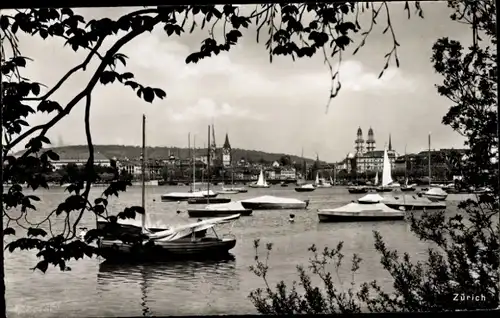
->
[207, 125, 211, 203]
[141, 114, 146, 231]
[231, 162, 234, 187]
[333, 166, 336, 186]
[404, 144, 408, 184]
[188, 132, 191, 191]
[428, 132, 432, 187]
[193, 135, 196, 191]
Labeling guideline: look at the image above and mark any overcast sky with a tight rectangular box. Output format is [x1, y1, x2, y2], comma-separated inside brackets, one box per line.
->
[12, 3, 471, 161]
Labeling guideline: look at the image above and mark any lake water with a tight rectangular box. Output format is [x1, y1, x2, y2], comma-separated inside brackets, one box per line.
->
[4, 185, 466, 317]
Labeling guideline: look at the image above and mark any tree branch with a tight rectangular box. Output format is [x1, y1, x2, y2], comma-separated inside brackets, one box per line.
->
[7, 27, 154, 155]
[67, 93, 93, 241]
[22, 36, 105, 102]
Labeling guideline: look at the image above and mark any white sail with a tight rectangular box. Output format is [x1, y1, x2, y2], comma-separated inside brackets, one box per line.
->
[256, 169, 268, 186]
[374, 171, 379, 186]
[381, 148, 393, 187]
[330, 176, 334, 185]
[315, 173, 320, 185]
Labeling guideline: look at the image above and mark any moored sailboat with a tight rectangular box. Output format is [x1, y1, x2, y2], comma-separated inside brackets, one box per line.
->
[382, 194, 446, 211]
[187, 125, 231, 205]
[96, 116, 238, 262]
[421, 133, 448, 201]
[375, 148, 394, 193]
[295, 183, 316, 192]
[317, 193, 405, 222]
[248, 169, 270, 188]
[220, 164, 246, 194]
[187, 201, 252, 218]
[240, 195, 309, 210]
[400, 146, 416, 192]
[161, 133, 219, 202]
[314, 172, 332, 188]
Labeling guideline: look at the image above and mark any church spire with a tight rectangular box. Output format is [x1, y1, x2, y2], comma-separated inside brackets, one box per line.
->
[223, 132, 231, 149]
[388, 134, 392, 151]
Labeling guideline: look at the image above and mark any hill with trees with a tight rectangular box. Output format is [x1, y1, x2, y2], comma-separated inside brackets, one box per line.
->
[14, 145, 325, 165]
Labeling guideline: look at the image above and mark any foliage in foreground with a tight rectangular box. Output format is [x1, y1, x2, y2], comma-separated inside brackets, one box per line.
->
[1, 3, 422, 272]
[248, 0, 499, 312]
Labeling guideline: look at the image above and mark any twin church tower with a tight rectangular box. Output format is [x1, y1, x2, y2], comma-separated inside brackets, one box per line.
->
[354, 127, 392, 156]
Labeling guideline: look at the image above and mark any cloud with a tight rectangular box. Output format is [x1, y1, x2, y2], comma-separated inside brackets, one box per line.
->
[335, 60, 416, 93]
[167, 98, 264, 122]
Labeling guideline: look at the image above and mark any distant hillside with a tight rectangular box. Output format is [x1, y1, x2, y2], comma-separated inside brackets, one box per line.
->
[15, 145, 325, 165]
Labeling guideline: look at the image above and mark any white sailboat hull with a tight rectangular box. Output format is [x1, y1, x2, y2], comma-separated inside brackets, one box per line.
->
[318, 202, 405, 222]
[161, 190, 218, 202]
[248, 184, 270, 188]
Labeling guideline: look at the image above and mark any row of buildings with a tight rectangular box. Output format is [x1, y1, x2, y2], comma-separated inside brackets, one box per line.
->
[40, 127, 466, 182]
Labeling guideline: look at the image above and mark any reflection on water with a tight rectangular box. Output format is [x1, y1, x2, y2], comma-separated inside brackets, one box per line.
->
[97, 255, 238, 316]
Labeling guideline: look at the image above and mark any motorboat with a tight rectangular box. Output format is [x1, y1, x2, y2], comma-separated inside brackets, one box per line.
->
[422, 187, 448, 201]
[98, 215, 240, 261]
[317, 194, 405, 222]
[348, 186, 368, 194]
[187, 201, 252, 218]
[248, 169, 270, 188]
[295, 183, 316, 192]
[187, 197, 231, 204]
[240, 195, 309, 210]
[382, 194, 446, 211]
[280, 182, 289, 187]
[160, 190, 218, 202]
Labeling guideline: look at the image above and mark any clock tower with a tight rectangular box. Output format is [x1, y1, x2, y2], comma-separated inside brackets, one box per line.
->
[222, 133, 232, 167]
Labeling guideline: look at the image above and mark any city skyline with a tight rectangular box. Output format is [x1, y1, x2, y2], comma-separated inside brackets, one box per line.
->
[13, 3, 468, 162]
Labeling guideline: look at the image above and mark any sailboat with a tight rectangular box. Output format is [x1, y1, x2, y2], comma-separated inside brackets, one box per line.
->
[295, 148, 315, 191]
[188, 126, 231, 204]
[248, 169, 270, 188]
[421, 133, 448, 201]
[220, 164, 247, 193]
[161, 135, 218, 202]
[314, 172, 332, 188]
[400, 145, 416, 192]
[374, 171, 379, 186]
[317, 193, 405, 222]
[95, 116, 239, 262]
[375, 148, 394, 192]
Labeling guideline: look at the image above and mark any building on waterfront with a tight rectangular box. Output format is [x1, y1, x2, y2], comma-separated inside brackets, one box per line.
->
[48, 151, 112, 170]
[393, 148, 467, 180]
[355, 128, 397, 173]
[335, 128, 398, 177]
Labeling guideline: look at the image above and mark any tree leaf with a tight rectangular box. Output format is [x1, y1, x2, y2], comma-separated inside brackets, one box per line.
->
[153, 88, 166, 99]
[142, 87, 154, 103]
[33, 260, 49, 273]
[31, 83, 41, 96]
[3, 228, 16, 236]
[27, 228, 48, 238]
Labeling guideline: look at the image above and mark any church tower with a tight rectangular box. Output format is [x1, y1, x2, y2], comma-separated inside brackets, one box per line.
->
[222, 133, 232, 167]
[366, 127, 375, 152]
[354, 127, 364, 155]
